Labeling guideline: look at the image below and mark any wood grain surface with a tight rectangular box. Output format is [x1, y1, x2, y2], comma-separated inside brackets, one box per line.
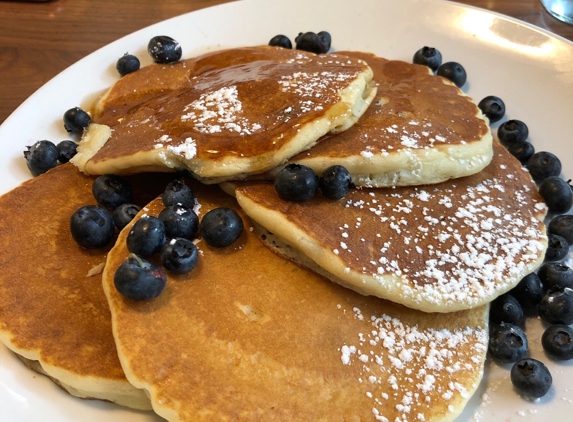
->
[0, 0, 571, 125]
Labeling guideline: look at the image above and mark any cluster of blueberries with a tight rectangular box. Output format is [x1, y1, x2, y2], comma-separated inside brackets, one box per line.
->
[23, 107, 88, 176]
[269, 31, 331, 55]
[478, 83, 572, 402]
[70, 175, 244, 301]
[412, 46, 467, 88]
[274, 164, 354, 202]
[485, 140, 573, 401]
[414, 47, 573, 401]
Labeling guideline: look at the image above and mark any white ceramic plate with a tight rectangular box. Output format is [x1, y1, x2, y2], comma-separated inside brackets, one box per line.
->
[1, 0, 573, 420]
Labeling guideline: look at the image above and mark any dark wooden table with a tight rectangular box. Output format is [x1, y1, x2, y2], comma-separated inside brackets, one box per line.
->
[0, 0, 571, 125]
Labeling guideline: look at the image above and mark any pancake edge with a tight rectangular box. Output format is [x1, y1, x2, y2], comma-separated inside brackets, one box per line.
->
[0, 332, 151, 410]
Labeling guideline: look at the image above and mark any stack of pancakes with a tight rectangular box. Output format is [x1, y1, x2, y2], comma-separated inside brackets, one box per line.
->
[0, 45, 548, 421]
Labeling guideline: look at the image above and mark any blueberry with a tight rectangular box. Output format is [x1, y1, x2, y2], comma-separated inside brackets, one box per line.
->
[436, 61, 466, 88]
[319, 165, 354, 200]
[158, 204, 198, 239]
[506, 140, 535, 164]
[537, 263, 573, 292]
[317, 31, 332, 51]
[114, 254, 167, 301]
[413, 46, 442, 72]
[63, 107, 90, 134]
[126, 216, 166, 257]
[526, 151, 562, 183]
[274, 164, 319, 201]
[70, 205, 115, 249]
[538, 177, 573, 214]
[478, 95, 505, 123]
[116, 53, 140, 77]
[539, 287, 573, 325]
[148, 35, 182, 64]
[162, 180, 195, 208]
[23, 140, 58, 177]
[511, 273, 544, 309]
[548, 214, 573, 244]
[160, 238, 199, 274]
[497, 120, 528, 145]
[544, 233, 569, 262]
[542, 324, 573, 360]
[200, 207, 243, 248]
[489, 294, 525, 327]
[489, 322, 529, 363]
[56, 140, 77, 164]
[112, 203, 141, 230]
[295, 32, 328, 54]
[268, 34, 292, 49]
[510, 358, 552, 399]
[92, 174, 133, 210]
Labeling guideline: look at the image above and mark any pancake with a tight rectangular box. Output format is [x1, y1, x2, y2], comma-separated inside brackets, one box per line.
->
[72, 46, 376, 183]
[0, 163, 171, 409]
[102, 183, 489, 422]
[235, 140, 548, 313]
[265, 51, 493, 187]
[92, 57, 199, 126]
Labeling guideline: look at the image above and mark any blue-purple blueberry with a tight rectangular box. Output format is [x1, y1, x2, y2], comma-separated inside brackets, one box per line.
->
[160, 238, 199, 274]
[510, 358, 552, 399]
[92, 174, 133, 210]
[126, 216, 166, 257]
[274, 164, 319, 201]
[148, 35, 182, 64]
[114, 254, 167, 301]
[70, 205, 115, 249]
[23, 140, 58, 176]
[200, 207, 243, 248]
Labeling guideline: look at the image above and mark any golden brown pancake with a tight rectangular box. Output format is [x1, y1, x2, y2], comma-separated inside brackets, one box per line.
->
[72, 46, 376, 183]
[92, 58, 198, 126]
[266, 51, 493, 187]
[102, 182, 489, 422]
[0, 163, 172, 409]
[235, 141, 547, 313]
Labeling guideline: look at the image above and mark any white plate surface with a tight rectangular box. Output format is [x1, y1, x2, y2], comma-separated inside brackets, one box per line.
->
[1, 0, 573, 420]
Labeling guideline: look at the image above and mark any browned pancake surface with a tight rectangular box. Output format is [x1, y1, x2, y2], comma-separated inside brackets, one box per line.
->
[103, 183, 488, 422]
[0, 164, 121, 379]
[236, 141, 547, 312]
[93, 47, 300, 127]
[305, 51, 488, 155]
[0, 163, 173, 407]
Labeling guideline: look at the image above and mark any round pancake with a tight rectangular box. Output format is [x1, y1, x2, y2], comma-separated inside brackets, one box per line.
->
[102, 182, 489, 422]
[235, 141, 548, 313]
[266, 51, 493, 187]
[72, 46, 376, 183]
[0, 163, 173, 409]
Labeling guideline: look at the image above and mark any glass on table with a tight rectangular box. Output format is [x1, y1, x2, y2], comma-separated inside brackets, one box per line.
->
[540, 0, 573, 24]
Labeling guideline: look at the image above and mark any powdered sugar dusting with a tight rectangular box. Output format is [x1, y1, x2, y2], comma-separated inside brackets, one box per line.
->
[327, 149, 548, 309]
[167, 137, 197, 160]
[339, 306, 487, 422]
[181, 86, 263, 135]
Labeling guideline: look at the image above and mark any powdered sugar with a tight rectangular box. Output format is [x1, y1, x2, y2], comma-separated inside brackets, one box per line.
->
[181, 86, 263, 136]
[167, 137, 197, 160]
[330, 150, 548, 309]
[339, 306, 487, 422]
